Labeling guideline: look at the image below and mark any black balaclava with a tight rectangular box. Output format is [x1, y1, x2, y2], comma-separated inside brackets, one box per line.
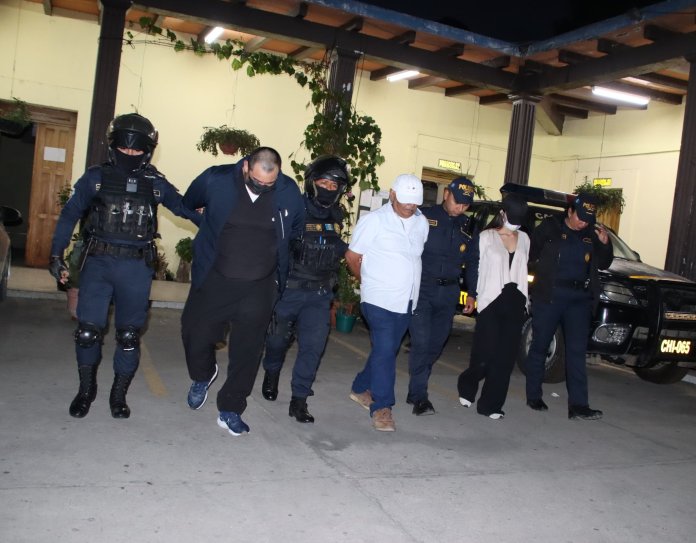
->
[113, 149, 145, 173]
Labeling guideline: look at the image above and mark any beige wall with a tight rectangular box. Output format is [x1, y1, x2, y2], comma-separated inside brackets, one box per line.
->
[0, 0, 684, 270]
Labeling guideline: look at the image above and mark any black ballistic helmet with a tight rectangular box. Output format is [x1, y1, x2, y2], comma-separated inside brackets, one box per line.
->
[106, 113, 159, 167]
[304, 155, 349, 206]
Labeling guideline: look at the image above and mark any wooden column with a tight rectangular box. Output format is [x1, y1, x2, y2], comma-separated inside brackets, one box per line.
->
[323, 48, 360, 118]
[85, 0, 131, 169]
[665, 60, 696, 280]
[503, 94, 540, 186]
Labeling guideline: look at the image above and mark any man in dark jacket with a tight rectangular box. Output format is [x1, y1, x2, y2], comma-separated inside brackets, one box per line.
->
[49, 113, 201, 420]
[525, 193, 613, 420]
[181, 146, 304, 436]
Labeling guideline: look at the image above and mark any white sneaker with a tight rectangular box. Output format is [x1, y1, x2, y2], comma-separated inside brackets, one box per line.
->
[488, 412, 504, 420]
[459, 397, 472, 408]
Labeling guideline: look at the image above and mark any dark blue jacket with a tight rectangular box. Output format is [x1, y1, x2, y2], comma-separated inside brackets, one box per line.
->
[51, 164, 200, 255]
[182, 160, 304, 291]
[420, 205, 479, 298]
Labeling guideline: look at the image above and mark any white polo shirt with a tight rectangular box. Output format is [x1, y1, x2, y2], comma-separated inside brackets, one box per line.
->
[349, 202, 429, 314]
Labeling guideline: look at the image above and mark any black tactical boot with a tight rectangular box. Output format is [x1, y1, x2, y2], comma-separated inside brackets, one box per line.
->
[109, 373, 134, 419]
[262, 371, 280, 401]
[289, 396, 314, 423]
[69, 365, 98, 418]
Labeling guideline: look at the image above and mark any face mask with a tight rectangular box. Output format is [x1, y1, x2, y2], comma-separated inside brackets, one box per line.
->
[314, 185, 339, 207]
[114, 150, 144, 173]
[501, 211, 521, 231]
[245, 174, 276, 195]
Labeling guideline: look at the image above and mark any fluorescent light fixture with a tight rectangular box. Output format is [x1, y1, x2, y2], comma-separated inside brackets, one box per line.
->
[386, 70, 420, 82]
[591, 86, 650, 106]
[204, 26, 224, 44]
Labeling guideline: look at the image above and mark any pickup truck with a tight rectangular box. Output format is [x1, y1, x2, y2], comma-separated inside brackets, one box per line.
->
[460, 183, 696, 384]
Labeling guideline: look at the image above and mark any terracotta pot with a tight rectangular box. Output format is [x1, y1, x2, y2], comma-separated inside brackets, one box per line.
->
[218, 142, 240, 156]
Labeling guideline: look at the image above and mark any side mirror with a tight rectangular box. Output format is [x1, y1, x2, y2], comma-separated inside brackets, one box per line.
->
[633, 250, 641, 262]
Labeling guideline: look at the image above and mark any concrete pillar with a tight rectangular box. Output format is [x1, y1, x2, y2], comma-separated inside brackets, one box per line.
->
[665, 59, 696, 279]
[85, 0, 131, 168]
[503, 94, 540, 186]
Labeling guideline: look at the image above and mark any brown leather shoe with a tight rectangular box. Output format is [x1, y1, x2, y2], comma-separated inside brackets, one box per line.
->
[349, 389, 373, 411]
[372, 407, 395, 432]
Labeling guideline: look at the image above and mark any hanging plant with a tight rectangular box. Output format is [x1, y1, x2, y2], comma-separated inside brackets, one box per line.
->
[573, 181, 625, 213]
[196, 125, 260, 157]
[133, 19, 385, 228]
[0, 97, 32, 137]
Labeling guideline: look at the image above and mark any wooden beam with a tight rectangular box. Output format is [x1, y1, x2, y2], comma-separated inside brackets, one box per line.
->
[479, 93, 509, 105]
[391, 30, 416, 46]
[631, 72, 688, 90]
[531, 30, 696, 94]
[481, 56, 511, 69]
[548, 93, 617, 114]
[537, 97, 563, 136]
[42, 0, 52, 15]
[132, 0, 516, 92]
[289, 16, 362, 59]
[247, 3, 308, 53]
[554, 104, 589, 119]
[445, 84, 478, 97]
[408, 75, 446, 89]
[370, 66, 402, 81]
[598, 80, 683, 105]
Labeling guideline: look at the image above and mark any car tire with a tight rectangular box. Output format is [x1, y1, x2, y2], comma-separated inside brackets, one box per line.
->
[633, 361, 689, 384]
[517, 317, 567, 383]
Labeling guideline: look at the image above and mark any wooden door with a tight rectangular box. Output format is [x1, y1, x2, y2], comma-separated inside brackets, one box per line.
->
[25, 122, 76, 266]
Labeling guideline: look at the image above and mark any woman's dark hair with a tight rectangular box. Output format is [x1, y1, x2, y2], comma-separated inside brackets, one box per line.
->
[483, 208, 506, 231]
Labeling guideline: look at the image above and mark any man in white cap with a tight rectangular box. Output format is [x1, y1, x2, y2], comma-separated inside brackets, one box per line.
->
[344, 174, 429, 431]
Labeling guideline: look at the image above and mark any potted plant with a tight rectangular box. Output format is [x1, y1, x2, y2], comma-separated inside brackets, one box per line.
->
[335, 259, 360, 332]
[0, 97, 32, 137]
[175, 236, 193, 282]
[196, 125, 260, 157]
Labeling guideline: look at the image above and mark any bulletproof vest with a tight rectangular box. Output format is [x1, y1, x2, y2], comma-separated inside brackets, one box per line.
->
[86, 164, 158, 242]
[290, 216, 343, 282]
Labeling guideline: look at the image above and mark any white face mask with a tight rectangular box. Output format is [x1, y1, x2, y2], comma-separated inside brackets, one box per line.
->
[501, 211, 521, 231]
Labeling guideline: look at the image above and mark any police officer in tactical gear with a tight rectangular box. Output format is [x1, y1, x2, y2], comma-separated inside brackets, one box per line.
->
[49, 113, 200, 420]
[260, 155, 350, 423]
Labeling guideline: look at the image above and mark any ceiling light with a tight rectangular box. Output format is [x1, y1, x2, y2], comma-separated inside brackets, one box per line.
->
[591, 86, 650, 106]
[204, 26, 224, 44]
[386, 70, 420, 82]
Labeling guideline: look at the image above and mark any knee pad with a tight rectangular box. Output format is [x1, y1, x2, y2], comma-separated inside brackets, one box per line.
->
[116, 326, 140, 351]
[74, 322, 103, 348]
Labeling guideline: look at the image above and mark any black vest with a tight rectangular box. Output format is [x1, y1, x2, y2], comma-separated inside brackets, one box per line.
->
[86, 164, 158, 243]
[290, 212, 343, 282]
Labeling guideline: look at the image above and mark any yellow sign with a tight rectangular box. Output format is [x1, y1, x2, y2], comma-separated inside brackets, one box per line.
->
[438, 159, 461, 171]
[593, 178, 612, 187]
[660, 338, 691, 355]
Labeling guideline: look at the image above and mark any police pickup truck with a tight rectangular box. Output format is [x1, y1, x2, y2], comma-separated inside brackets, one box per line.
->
[460, 183, 696, 385]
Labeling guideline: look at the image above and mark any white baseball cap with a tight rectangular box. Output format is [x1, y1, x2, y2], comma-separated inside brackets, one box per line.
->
[392, 174, 423, 205]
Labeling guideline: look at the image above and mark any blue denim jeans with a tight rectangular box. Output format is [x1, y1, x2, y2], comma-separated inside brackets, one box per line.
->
[351, 301, 411, 414]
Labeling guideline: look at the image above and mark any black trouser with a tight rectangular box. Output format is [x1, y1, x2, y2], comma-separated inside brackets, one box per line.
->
[181, 269, 277, 414]
[458, 283, 526, 415]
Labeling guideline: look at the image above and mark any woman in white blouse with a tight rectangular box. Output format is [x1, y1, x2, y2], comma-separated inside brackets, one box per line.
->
[457, 193, 529, 419]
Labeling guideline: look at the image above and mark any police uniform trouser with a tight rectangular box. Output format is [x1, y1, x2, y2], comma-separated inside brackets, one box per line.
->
[181, 269, 277, 414]
[262, 288, 332, 398]
[76, 255, 152, 375]
[458, 283, 526, 414]
[407, 282, 459, 402]
[525, 287, 591, 407]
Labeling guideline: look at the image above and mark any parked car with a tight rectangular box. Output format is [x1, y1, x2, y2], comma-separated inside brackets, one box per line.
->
[0, 205, 22, 301]
[459, 183, 696, 385]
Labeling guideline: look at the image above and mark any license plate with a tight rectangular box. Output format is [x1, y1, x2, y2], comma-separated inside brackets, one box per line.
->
[659, 338, 693, 356]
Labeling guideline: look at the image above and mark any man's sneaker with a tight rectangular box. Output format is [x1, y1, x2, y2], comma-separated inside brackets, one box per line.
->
[411, 398, 436, 416]
[349, 389, 373, 411]
[187, 364, 219, 410]
[568, 405, 603, 420]
[459, 397, 472, 408]
[372, 407, 395, 432]
[217, 411, 250, 436]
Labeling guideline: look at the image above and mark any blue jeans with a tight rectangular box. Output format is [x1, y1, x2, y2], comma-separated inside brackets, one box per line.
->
[351, 301, 411, 414]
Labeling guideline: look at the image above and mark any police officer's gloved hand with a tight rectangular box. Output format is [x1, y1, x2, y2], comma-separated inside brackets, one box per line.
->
[49, 255, 70, 290]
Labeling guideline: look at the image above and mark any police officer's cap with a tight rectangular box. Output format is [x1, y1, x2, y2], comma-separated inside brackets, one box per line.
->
[574, 193, 598, 225]
[447, 177, 475, 205]
[107, 113, 159, 154]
